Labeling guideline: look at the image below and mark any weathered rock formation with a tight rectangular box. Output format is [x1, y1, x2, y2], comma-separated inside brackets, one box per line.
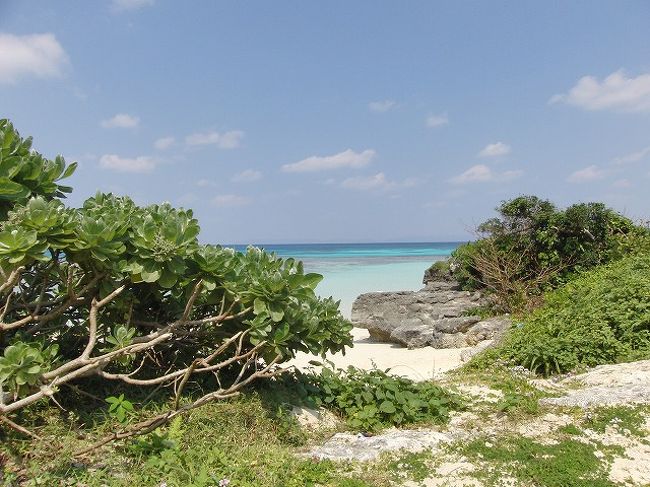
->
[351, 279, 510, 349]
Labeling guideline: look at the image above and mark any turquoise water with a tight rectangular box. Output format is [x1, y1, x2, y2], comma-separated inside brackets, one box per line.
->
[234, 243, 460, 317]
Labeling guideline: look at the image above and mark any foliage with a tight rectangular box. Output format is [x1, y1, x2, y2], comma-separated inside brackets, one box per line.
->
[296, 367, 464, 431]
[460, 435, 619, 487]
[583, 405, 650, 438]
[0, 120, 352, 444]
[447, 195, 647, 310]
[106, 394, 135, 424]
[483, 254, 650, 375]
[0, 392, 398, 486]
[0, 120, 76, 219]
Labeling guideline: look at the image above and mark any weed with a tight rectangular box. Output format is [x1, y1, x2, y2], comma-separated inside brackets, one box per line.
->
[459, 435, 618, 487]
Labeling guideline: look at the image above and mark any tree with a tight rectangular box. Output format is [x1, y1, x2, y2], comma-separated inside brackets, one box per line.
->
[0, 119, 352, 447]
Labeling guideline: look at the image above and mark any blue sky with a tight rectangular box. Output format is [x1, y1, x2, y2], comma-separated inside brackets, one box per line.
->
[1, 1, 649, 244]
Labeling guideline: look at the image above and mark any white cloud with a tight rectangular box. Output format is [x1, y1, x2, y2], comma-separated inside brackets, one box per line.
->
[101, 113, 140, 129]
[450, 164, 522, 184]
[111, 0, 154, 12]
[154, 136, 175, 150]
[99, 154, 156, 173]
[368, 100, 396, 113]
[550, 70, 650, 113]
[185, 130, 244, 149]
[478, 142, 511, 158]
[282, 149, 375, 173]
[0, 33, 68, 84]
[231, 169, 262, 183]
[340, 172, 417, 191]
[426, 114, 449, 128]
[567, 165, 606, 183]
[212, 194, 250, 207]
[613, 146, 650, 165]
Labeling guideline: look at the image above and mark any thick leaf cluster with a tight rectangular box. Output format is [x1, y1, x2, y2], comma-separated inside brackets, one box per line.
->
[304, 367, 463, 431]
[490, 254, 650, 375]
[0, 119, 76, 218]
[451, 195, 645, 292]
[0, 121, 352, 398]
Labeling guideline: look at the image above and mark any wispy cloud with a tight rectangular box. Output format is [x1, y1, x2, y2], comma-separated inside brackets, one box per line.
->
[185, 130, 244, 149]
[99, 154, 156, 173]
[550, 70, 650, 113]
[111, 0, 154, 12]
[231, 169, 262, 183]
[450, 164, 522, 184]
[0, 33, 68, 84]
[368, 100, 397, 113]
[426, 113, 449, 128]
[567, 165, 606, 183]
[613, 179, 632, 189]
[478, 142, 511, 158]
[341, 172, 417, 191]
[613, 146, 650, 165]
[282, 149, 375, 173]
[154, 136, 175, 150]
[212, 194, 251, 207]
[101, 113, 140, 129]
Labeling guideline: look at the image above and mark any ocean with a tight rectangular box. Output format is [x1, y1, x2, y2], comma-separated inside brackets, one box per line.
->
[233, 242, 461, 317]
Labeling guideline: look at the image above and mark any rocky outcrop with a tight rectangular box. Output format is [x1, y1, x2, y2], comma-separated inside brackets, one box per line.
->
[351, 280, 510, 349]
[307, 429, 453, 461]
[541, 359, 650, 407]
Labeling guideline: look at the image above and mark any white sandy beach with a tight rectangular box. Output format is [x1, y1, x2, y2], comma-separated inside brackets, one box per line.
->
[291, 327, 484, 381]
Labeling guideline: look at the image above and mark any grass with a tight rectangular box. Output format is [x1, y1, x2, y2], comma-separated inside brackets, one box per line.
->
[457, 435, 621, 487]
[447, 363, 551, 420]
[0, 381, 446, 487]
[582, 405, 650, 439]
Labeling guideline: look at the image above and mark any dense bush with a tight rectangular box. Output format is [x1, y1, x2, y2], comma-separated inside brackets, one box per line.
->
[290, 367, 463, 431]
[0, 120, 75, 218]
[482, 254, 650, 375]
[444, 195, 646, 310]
[0, 120, 352, 443]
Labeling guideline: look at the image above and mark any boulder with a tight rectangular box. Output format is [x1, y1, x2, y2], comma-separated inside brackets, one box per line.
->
[351, 279, 510, 349]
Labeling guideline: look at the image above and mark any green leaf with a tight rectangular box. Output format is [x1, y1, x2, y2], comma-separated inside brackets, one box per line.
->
[0, 178, 30, 200]
[379, 401, 396, 414]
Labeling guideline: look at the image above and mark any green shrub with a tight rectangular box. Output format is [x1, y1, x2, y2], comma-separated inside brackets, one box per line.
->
[488, 254, 650, 375]
[299, 367, 464, 431]
[0, 120, 352, 442]
[0, 119, 76, 218]
[447, 195, 646, 310]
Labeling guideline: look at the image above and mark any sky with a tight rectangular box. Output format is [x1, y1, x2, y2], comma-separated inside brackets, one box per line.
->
[1, 1, 649, 244]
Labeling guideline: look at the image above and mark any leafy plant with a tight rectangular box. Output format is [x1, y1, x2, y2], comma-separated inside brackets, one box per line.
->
[460, 435, 619, 487]
[106, 394, 135, 424]
[0, 119, 76, 218]
[485, 254, 650, 375]
[300, 367, 463, 431]
[445, 195, 647, 311]
[0, 342, 58, 397]
[0, 120, 352, 447]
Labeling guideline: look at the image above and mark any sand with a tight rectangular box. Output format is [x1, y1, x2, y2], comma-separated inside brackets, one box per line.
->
[290, 327, 481, 381]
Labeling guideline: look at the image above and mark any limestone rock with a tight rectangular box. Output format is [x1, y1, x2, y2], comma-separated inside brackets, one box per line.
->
[351, 280, 510, 349]
[290, 406, 338, 430]
[542, 360, 650, 407]
[306, 428, 452, 461]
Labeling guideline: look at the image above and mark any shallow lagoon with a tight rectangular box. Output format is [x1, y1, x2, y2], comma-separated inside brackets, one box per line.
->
[235, 242, 461, 317]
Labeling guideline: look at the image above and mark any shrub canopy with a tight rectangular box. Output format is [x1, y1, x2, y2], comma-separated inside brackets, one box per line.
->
[485, 254, 650, 375]
[448, 195, 646, 309]
[0, 120, 352, 424]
